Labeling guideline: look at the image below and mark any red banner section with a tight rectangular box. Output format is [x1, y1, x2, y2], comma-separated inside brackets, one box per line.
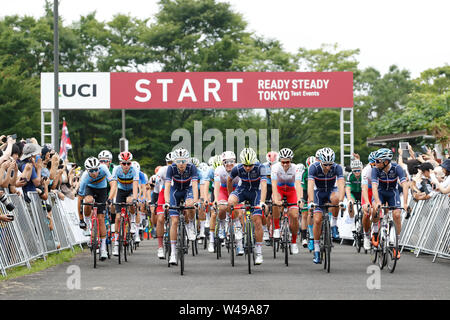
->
[110, 72, 353, 109]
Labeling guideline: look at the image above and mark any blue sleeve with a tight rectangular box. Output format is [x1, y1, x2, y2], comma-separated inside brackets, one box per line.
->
[259, 165, 267, 181]
[30, 166, 37, 181]
[133, 168, 140, 181]
[191, 165, 199, 181]
[101, 165, 112, 182]
[111, 166, 118, 180]
[336, 165, 344, 180]
[308, 165, 316, 180]
[230, 166, 239, 179]
[165, 165, 173, 182]
[371, 167, 379, 185]
[396, 165, 406, 183]
[78, 172, 89, 196]
[139, 172, 147, 184]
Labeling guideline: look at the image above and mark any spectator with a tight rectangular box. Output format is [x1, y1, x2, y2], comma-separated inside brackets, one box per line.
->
[18, 143, 42, 203]
[411, 162, 438, 201]
[430, 160, 450, 195]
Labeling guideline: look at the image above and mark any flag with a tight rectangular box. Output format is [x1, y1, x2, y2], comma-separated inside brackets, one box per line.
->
[59, 119, 72, 160]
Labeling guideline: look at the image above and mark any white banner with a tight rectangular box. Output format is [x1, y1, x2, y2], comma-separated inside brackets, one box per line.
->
[41, 72, 110, 110]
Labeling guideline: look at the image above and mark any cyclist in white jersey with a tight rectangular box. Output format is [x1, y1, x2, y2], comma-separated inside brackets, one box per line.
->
[271, 148, 303, 254]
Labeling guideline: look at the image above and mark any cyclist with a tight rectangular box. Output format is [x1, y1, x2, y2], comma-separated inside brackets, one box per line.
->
[271, 148, 302, 254]
[190, 157, 207, 243]
[204, 155, 222, 251]
[302, 156, 316, 250]
[98, 149, 116, 226]
[346, 159, 363, 231]
[163, 148, 200, 265]
[154, 152, 174, 259]
[307, 147, 346, 264]
[78, 157, 115, 260]
[263, 151, 279, 242]
[227, 148, 268, 265]
[132, 160, 148, 244]
[209, 151, 243, 254]
[362, 151, 377, 250]
[110, 151, 139, 256]
[371, 148, 409, 259]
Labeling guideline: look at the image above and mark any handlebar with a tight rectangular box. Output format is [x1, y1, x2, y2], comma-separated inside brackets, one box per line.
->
[309, 203, 346, 217]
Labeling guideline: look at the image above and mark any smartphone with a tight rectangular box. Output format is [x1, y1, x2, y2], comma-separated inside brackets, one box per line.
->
[399, 142, 409, 150]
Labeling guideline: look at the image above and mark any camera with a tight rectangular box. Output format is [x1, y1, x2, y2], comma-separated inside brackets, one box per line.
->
[0, 193, 15, 212]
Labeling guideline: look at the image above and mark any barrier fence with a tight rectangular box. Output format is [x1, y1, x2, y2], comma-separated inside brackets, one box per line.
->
[400, 193, 450, 262]
[0, 191, 88, 277]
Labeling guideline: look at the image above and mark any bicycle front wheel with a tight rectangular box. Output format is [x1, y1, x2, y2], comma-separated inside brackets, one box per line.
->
[229, 220, 235, 267]
[92, 219, 98, 269]
[246, 222, 252, 274]
[387, 221, 399, 273]
[179, 221, 186, 275]
[323, 220, 331, 273]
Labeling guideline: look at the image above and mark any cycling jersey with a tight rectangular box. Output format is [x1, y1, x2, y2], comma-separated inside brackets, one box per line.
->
[78, 164, 113, 196]
[214, 165, 240, 203]
[271, 162, 302, 189]
[308, 162, 344, 193]
[371, 163, 407, 191]
[361, 164, 373, 189]
[262, 162, 273, 185]
[346, 172, 362, 193]
[111, 165, 140, 191]
[230, 163, 268, 191]
[165, 163, 198, 191]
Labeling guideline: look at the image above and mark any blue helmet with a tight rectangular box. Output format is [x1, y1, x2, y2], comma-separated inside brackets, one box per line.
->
[368, 151, 377, 164]
[374, 148, 393, 162]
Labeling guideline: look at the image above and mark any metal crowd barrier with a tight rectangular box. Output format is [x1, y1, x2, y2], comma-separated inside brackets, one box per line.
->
[400, 193, 450, 262]
[0, 191, 88, 277]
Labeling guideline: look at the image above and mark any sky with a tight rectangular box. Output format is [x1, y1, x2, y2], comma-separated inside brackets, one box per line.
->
[1, 0, 449, 78]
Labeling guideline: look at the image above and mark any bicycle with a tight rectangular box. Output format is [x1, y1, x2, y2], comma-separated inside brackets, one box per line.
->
[112, 202, 135, 265]
[241, 202, 264, 274]
[166, 201, 197, 276]
[81, 201, 107, 268]
[104, 206, 113, 259]
[309, 203, 345, 273]
[350, 200, 366, 254]
[264, 200, 278, 259]
[212, 203, 224, 260]
[226, 203, 243, 267]
[371, 205, 410, 273]
[273, 199, 297, 267]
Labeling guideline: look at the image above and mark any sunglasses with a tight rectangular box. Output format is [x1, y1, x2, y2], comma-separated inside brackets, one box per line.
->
[88, 168, 99, 173]
[281, 161, 291, 165]
[243, 164, 254, 168]
[121, 162, 131, 166]
[352, 169, 361, 173]
[175, 159, 188, 164]
[375, 159, 383, 164]
[322, 163, 333, 167]
[224, 160, 235, 165]
[99, 159, 109, 163]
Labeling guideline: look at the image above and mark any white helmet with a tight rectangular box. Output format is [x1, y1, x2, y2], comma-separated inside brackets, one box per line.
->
[98, 150, 113, 161]
[279, 148, 294, 160]
[221, 151, 236, 162]
[85, 157, 100, 170]
[198, 162, 210, 172]
[240, 148, 257, 165]
[351, 160, 363, 169]
[319, 147, 335, 163]
[166, 152, 175, 162]
[190, 157, 200, 166]
[315, 148, 324, 160]
[172, 148, 190, 160]
[132, 161, 140, 172]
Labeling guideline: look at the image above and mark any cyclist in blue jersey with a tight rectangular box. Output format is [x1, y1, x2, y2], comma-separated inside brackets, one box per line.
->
[77, 157, 115, 260]
[227, 148, 268, 265]
[371, 148, 409, 259]
[307, 147, 346, 264]
[110, 151, 139, 256]
[163, 148, 200, 265]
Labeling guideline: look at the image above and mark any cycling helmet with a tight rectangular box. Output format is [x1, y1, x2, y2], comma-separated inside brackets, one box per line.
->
[368, 151, 377, 164]
[172, 148, 190, 160]
[278, 148, 294, 160]
[221, 151, 236, 162]
[241, 148, 257, 165]
[132, 161, 140, 172]
[118, 151, 133, 162]
[198, 162, 210, 172]
[190, 157, 200, 167]
[165, 152, 174, 162]
[306, 156, 316, 168]
[374, 148, 393, 162]
[85, 157, 100, 170]
[315, 148, 324, 160]
[212, 155, 223, 169]
[350, 160, 363, 169]
[319, 147, 335, 163]
[98, 150, 113, 161]
[266, 151, 279, 164]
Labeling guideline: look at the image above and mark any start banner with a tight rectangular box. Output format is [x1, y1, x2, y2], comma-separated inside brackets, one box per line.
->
[41, 72, 353, 110]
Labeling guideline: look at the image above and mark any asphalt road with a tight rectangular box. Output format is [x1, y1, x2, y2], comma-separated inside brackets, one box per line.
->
[1, 237, 449, 300]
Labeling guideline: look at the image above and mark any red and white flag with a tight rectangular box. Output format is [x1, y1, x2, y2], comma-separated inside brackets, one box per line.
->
[59, 119, 72, 160]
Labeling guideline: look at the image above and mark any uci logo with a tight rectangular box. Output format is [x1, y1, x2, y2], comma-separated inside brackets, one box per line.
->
[60, 84, 97, 97]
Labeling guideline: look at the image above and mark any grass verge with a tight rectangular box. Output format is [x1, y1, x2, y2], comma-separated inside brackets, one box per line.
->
[1, 245, 85, 281]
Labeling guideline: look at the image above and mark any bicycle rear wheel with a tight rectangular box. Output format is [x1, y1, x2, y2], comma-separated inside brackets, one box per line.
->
[179, 221, 186, 275]
[323, 220, 331, 273]
[283, 224, 289, 267]
[118, 217, 124, 264]
[247, 225, 252, 274]
[92, 219, 98, 268]
[387, 221, 399, 273]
